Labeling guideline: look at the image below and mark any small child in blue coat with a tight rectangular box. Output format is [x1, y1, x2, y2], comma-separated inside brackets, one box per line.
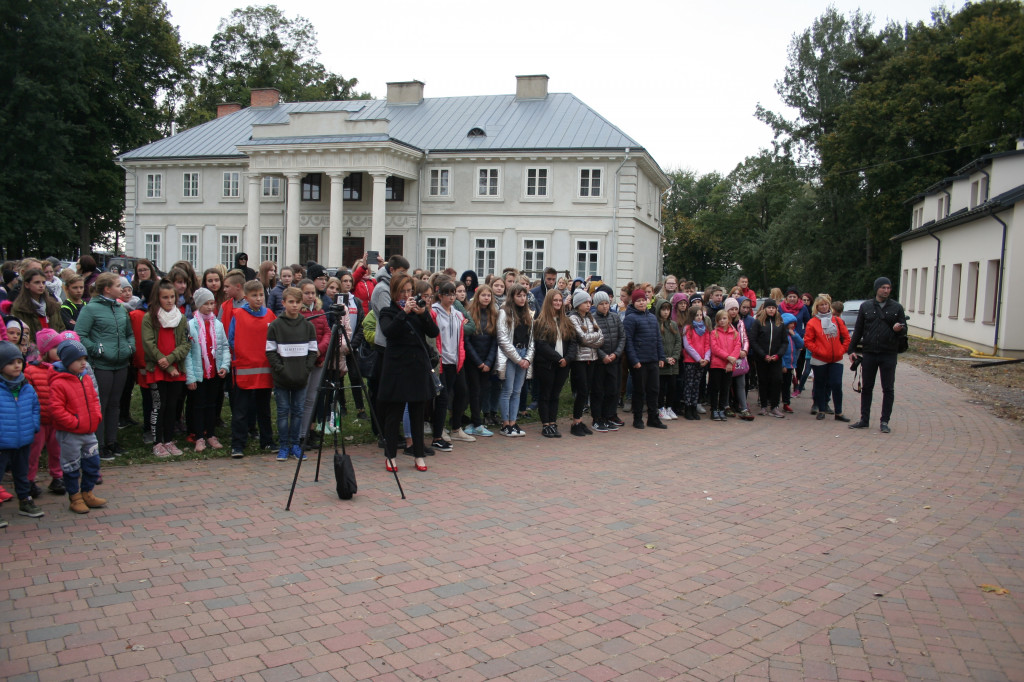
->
[780, 313, 804, 412]
[0, 341, 42, 525]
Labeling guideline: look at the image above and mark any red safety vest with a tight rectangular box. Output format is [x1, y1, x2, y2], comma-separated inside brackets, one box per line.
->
[233, 309, 276, 389]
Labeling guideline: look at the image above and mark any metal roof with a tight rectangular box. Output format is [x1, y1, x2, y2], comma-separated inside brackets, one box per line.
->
[120, 93, 645, 161]
[892, 182, 1024, 242]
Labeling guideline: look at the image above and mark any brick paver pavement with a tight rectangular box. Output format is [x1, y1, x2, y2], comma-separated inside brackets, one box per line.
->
[2, 362, 1023, 681]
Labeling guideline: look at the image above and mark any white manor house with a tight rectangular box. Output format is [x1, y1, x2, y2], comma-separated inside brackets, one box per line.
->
[119, 76, 671, 284]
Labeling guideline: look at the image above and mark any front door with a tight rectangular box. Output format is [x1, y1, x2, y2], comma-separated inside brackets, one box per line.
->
[299, 234, 319, 265]
[342, 237, 364, 269]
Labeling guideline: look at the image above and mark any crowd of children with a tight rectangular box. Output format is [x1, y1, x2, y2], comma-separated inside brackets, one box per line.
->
[0, 253, 855, 524]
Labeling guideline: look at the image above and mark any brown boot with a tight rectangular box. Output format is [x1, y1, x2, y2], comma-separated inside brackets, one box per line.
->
[69, 493, 89, 514]
[81, 490, 107, 508]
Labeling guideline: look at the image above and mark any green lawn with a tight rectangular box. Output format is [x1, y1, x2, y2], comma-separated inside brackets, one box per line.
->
[109, 378, 581, 466]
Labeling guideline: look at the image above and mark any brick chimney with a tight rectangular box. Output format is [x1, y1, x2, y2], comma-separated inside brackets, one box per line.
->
[250, 88, 281, 108]
[217, 102, 243, 118]
[516, 75, 549, 100]
[386, 80, 424, 105]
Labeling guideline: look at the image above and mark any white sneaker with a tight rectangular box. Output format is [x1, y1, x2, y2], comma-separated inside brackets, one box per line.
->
[695, 404, 707, 415]
[666, 407, 678, 420]
[451, 428, 476, 442]
[658, 407, 668, 421]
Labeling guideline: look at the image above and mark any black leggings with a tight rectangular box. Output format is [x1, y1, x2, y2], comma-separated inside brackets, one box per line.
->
[432, 364, 467, 436]
[590, 359, 619, 421]
[535, 361, 569, 423]
[571, 361, 596, 419]
[464, 363, 490, 427]
[155, 380, 185, 443]
[708, 368, 732, 411]
[384, 400, 425, 458]
[659, 372, 678, 409]
[188, 376, 224, 439]
[755, 359, 783, 408]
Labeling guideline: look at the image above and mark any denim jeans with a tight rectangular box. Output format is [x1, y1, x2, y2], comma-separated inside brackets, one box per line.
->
[274, 386, 308, 449]
[500, 360, 528, 423]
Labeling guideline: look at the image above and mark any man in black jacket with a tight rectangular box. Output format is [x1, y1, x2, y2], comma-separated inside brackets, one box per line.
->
[848, 277, 908, 433]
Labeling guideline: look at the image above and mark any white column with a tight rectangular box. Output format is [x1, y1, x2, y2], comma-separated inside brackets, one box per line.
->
[327, 171, 348, 268]
[284, 171, 302, 266]
[164, 224, 178, 269]
[244, 173, 261, 263]
[370, 172, 388, 253]
[203, 224, 218, 270]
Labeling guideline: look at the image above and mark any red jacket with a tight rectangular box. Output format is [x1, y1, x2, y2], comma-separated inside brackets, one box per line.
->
[709, 324, 742, 370]
[352, 264, 375, 312]
[50, 368, 102, 434]
[803, 315, 850, 364]
[24, 361, 56, 424]
[683, 325, 710, 364]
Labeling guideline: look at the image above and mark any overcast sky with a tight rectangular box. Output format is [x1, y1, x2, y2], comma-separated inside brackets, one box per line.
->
[165, 0, 952, 176]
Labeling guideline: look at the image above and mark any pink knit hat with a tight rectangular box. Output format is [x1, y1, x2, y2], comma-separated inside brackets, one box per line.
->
[35, 328, 63, 355]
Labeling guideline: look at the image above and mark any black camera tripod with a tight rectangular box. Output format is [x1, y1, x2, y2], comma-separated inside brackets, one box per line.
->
[284, 301, 404, 510]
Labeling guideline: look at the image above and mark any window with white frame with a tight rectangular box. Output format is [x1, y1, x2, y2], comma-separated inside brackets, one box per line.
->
[983, 259, 1000, 324]
[575, 240, 600, 279]
[222, 171, 240, 198]
[937, 195, 947, 219]
[970, 177, 989, 208]
[262, 176, 281, 197]
[425, 237, 448, 272]
[146, 173, 162, 199]
[260, 234, 279, 265]
[579, 168, 602, 197]
[938, 265, 945, 316]
[180, 233, 199, 269]
[182, 172, 199, 198]
[474, 238, 496, 275]
[220, 233, 239, 269]
[949, 263, 962, 318]
[522, 238, 545, 275]
[525, 168, 548, 197]
[428, 168, 451, 197]
[919, 267, 928, 314]
[477, 167, 500, 197]
[144, 233, 161, 268]
[965, 261, 980, 321]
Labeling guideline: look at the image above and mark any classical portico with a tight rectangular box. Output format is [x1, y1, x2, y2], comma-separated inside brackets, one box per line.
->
[236, 106, 421, 266]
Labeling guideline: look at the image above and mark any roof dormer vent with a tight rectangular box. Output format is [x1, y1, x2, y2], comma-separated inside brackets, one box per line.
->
[467, 127, 486, 138]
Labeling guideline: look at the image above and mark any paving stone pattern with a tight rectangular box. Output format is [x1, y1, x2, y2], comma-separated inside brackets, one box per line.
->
[1, 363, 1023, 681]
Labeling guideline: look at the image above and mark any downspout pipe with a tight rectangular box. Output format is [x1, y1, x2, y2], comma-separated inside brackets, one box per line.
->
[612, 148, 630, 281]
[990, 209, 1008, 353]
[927, 229, 940, 338]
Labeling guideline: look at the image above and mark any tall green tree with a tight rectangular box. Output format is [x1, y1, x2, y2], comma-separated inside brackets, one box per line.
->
[175, 5, 368, 129]
[662, 170, 736, 286]
[0, 0, 183, 257]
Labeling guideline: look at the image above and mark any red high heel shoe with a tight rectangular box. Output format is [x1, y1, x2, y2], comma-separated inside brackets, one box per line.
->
[415, 460, 428, 472]
[385, 459, 397, 472]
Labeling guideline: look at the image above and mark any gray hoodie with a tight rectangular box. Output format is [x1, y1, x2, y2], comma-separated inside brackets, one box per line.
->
[370, 268, 393, 348]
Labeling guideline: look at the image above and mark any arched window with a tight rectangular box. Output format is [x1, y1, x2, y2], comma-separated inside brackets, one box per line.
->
[467, 127, 486, 138]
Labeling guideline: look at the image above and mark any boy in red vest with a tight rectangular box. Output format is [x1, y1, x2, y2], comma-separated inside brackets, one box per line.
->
[228, 280, 276, 457]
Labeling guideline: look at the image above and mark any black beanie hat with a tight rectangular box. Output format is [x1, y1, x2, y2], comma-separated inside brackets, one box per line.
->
[307, 264, 326, 281]
[874, 276, 892, 292]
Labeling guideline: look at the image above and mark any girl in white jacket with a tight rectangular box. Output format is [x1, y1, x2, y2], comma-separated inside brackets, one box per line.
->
[185, 288, 231, 451]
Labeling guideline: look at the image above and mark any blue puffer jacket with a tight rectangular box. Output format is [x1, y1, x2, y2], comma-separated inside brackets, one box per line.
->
[623, 305, 665, 365]
[0, 375, 40, 449]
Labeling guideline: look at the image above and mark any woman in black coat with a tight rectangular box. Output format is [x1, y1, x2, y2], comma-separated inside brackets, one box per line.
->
[748, 298, 787, 417]
[377, 274, 439, 472]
